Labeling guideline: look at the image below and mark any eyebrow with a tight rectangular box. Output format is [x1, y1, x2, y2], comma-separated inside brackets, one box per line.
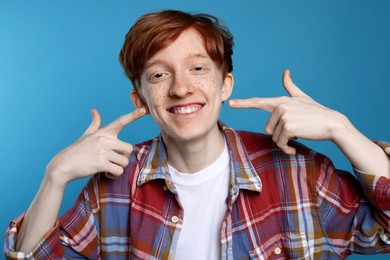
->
[145, 52, 210, 69]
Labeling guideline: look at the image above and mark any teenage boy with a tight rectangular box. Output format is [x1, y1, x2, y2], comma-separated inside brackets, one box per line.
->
[5, 10, 390, 259]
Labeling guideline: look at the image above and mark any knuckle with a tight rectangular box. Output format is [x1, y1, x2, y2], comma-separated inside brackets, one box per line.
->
[114, 166, 125, 176]
[116, 142, 133, 157]
[122, 157, 130, 167]
[274, 105, 284, 116]
[276, 140, 286, 148]
[278, 96, 290, 103]
[280, 114, 289, 124]
[282, 147, 291, 154]
[278, 103, 290, 112]
[96, 148, 106, 156]
[125, 143, 133, 153]
[283, 122, 293, 132]
[94, 135, 107, 144]
[117, 156, 128, 167]
[96, 157, 107, 167]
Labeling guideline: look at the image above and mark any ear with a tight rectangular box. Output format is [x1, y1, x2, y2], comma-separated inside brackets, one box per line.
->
[221, 73, 234, 102]
[130, 90, 150, 114]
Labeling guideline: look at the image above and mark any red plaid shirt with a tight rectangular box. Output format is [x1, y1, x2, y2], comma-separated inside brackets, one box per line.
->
[5, 123, 390, 259]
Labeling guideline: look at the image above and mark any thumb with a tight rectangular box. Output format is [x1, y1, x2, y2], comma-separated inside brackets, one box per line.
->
[83, 109, 102, 136]
[282, 69, 309, 98]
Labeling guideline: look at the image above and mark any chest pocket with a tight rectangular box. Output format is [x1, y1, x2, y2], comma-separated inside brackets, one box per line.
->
[249, 232, 309, 259]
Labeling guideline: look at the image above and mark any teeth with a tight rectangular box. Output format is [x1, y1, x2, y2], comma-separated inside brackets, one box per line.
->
[172, 105, 201, 114]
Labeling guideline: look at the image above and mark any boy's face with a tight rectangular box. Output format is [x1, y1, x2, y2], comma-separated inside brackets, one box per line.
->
[131, 29, 233, 143]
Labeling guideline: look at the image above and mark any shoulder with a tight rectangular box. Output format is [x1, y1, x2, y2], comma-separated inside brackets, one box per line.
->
[236, 130, 317, 159]
[235, 130, 352, 186]
[132, 138, 156, 166]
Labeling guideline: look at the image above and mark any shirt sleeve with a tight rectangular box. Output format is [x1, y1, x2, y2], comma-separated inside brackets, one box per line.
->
[315, 141, 390, 257]
[353, 140, 390, 210]
[4, 177, 101, 259]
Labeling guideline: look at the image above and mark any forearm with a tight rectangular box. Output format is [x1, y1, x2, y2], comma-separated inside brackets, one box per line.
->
[15, 173, 66, 253]
[332, 114, 390, 179]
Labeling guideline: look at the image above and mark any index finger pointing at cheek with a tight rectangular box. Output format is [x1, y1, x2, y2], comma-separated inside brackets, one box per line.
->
[103, 107, 146, 136]
[228, 98, 280, 112]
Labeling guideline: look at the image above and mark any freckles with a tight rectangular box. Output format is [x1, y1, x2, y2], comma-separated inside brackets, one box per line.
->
[150, 85, 168, 107]
[203, 79, 216, 90]
[152, 96, 163, 107]
[195, 78, 216, 89]
[211, 79, 216, 88]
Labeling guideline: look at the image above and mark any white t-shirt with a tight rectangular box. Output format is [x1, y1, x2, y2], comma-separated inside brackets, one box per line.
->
[169, 143, 230, 260]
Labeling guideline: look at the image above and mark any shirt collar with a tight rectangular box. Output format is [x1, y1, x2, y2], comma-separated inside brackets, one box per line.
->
[137, 122, 262, 199]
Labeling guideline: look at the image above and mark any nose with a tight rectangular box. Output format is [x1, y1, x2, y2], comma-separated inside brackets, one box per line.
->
[168, 74, 193, 98]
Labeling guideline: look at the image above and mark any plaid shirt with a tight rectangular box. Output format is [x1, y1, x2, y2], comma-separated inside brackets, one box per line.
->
[5, 123, 390, 259]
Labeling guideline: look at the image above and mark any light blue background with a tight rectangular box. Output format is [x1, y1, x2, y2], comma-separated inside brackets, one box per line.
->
[1, 1, 389, 258]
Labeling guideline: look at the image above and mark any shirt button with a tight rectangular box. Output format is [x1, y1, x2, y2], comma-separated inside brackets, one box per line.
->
[274, 247, 281, 255]
[171, 216, 179, 223]
[163, 185, 168, 191]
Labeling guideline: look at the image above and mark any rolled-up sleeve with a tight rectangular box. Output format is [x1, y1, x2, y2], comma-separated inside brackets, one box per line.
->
[4, 177, 100, 259]
[4, 215, 63, 260]
[315, 140, 390, 256]
[354, 140, 390, 210]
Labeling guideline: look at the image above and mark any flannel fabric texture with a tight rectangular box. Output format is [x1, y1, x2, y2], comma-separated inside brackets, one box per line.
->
[5, 123, 390, 259]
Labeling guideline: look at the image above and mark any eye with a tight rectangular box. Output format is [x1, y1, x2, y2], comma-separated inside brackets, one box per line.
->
[154, 73, 164, 79]
[191, 66, 208, 74]
[148, 72, 167, 83]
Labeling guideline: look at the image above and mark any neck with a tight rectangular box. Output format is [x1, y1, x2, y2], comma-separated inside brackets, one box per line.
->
[162, 124, 225, 173]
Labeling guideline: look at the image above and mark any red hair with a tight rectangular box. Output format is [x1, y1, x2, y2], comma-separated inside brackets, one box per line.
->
[119, 10, 234, 89]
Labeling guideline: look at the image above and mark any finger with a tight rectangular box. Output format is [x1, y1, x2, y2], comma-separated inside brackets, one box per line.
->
[228, 97, 289, 112]
[272, 119, 297, 155]
[274, 131, 296, 155]
[264, 109, 282, 135]
[282, 69, 310, 98]
[108, 152, 130, 168]
[104, 108, 146, 136]
[269, 116, 282, 140]
[83, 109, 102, 136]
[269, 114, 286, 149]
[110, 140, 133, 158]
[101, 163, 125, 178]
[263, 102, 291, 135]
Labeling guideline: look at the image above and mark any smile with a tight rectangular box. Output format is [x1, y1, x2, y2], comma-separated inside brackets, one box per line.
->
[168, 103, 205, 115]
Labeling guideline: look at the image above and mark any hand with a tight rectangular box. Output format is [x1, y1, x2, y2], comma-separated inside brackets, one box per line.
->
[229, 69, 349, 155]
[46, 108, 146, 185]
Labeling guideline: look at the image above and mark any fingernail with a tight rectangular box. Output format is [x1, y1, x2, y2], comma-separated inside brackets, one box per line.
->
[228, 100, 235, 106]
[91, 109, 95, 117]
[138, 107, 145, 115]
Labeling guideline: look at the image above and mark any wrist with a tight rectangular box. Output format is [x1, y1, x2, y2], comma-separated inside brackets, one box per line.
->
[44, 165, 69, 189]
[328, 110, 355, 145]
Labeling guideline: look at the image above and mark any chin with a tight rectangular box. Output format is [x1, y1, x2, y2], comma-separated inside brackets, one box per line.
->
[161, 121, 218, 143]
[164, 127, 204, 141]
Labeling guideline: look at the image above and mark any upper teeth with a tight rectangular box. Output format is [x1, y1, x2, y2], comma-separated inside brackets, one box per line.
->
[173, 105, 201, 114]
